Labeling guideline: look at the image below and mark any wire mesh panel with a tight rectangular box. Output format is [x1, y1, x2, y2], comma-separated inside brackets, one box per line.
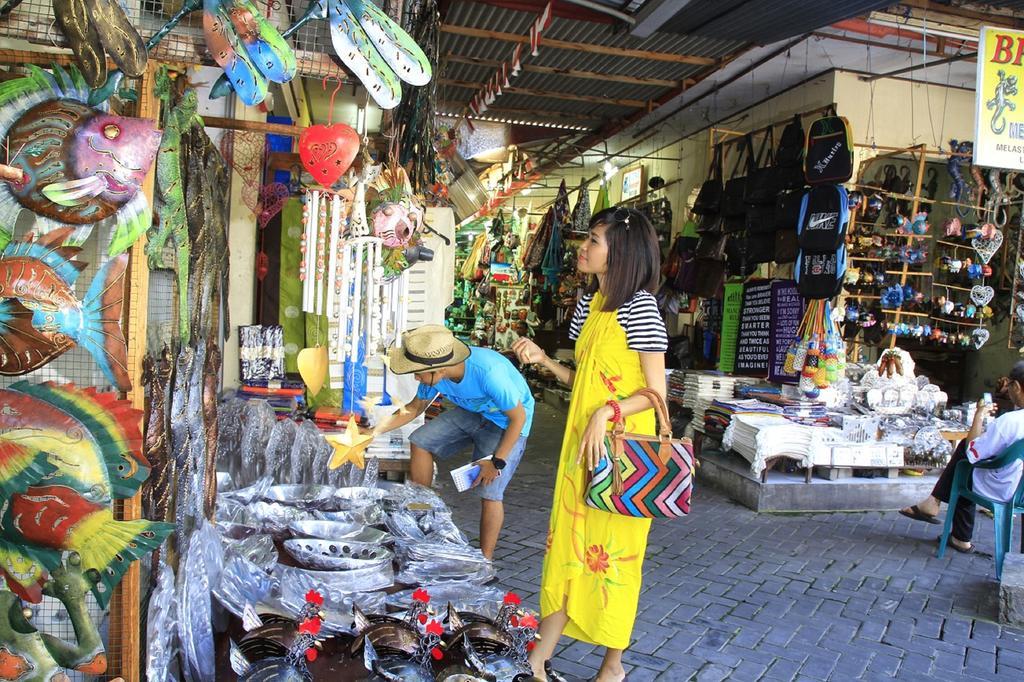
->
[0, 0, 350, 81]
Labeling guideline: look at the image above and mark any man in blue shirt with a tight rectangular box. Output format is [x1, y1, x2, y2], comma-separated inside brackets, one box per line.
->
[376, 325, 534, 558]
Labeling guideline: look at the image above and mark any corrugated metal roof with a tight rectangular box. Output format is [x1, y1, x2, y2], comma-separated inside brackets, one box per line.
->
[441, 2, 744, 128]
[659, 0, 897, 44]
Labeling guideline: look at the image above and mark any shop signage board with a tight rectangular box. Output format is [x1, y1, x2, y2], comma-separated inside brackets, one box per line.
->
[975, 26, 1024, 169]
[719, 282, 744, 373]
[734, 280, 773, 376]
[768, 280, 806, 384]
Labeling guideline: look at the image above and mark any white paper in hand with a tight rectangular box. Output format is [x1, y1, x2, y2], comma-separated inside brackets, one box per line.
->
[450, 462, 482, 492]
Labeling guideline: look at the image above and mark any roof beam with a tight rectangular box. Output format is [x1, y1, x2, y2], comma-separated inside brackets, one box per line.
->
[439, 23, 717, 65]
[898, 0, 1024, 29]
[438, 101, 602, 124]
[444, 54, 688, 89]
[440, 78, 649, 108]
[631, 0, 696, 39]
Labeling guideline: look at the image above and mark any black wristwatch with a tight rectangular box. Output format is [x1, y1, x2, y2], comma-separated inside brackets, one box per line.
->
[490, 456, 507, 470]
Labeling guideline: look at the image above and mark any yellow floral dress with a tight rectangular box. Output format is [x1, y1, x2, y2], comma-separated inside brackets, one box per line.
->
[540, 292, 656, 649]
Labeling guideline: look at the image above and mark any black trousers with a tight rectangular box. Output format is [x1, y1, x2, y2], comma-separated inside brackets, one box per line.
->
[931, 441, 975, 542]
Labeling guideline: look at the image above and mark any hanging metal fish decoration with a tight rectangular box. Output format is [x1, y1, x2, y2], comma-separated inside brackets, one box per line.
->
[88, 0, 206, 105]
[0, 228, 132, 390]
[203, 0, 297, 106]
[0, 381, 174, 606]
[51, 0, 147, 88]
[0, 65, 161, 255]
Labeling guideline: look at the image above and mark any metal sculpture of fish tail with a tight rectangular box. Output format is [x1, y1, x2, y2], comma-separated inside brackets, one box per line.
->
[328, 0, 402, 109]
[0, 298, 75, 376]
[0, 65, 160, 254]
[0, 229, 131, 390]
[203, 0, 269, 106]
[51, 0, 146, 88]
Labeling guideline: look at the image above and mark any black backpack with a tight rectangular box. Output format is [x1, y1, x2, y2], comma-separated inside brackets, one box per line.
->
[776, 114, 805, 168]
[804, 108, 853, 185]
[720, 134, 756, 219]
[692, 144, 723, 216]
[796, 246, 847, 300]
[797, 184, 849, 251]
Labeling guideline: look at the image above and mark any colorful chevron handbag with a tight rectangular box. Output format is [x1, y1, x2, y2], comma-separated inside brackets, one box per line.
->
[585, 388, 694, 519]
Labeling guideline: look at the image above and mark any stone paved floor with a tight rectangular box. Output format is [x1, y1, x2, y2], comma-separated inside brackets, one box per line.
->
[439, 403, 1024, 681]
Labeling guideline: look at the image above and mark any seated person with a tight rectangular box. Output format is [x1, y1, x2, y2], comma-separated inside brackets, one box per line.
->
[900, 362, 1024, 552]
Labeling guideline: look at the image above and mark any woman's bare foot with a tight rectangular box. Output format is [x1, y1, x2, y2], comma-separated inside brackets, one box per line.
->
[594, 663, 626, 682]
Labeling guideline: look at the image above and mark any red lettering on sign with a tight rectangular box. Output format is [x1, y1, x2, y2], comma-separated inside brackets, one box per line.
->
[992, 34, 1015, 63]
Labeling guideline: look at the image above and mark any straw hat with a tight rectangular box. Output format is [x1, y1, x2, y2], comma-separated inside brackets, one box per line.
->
[388, 324, 470, 375]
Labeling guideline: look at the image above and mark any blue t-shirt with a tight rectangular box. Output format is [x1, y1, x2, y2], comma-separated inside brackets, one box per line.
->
[416, 347, 534, 437]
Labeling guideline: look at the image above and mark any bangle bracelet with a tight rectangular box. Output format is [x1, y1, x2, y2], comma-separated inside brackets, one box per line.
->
[606, 399, 622, 423]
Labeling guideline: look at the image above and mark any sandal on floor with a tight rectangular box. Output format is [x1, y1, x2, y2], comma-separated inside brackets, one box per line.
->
[935, 535, 975, 554]
[543, 661, 568, 682]
[899, 504, 941, 524]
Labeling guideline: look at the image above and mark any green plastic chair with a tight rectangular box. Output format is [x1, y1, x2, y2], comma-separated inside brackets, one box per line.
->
[938, 439, 1024, 579]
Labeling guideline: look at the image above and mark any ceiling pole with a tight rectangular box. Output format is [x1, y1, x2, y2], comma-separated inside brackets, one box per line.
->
[440, 78, 649, 107]
[439, 23, 718, 65]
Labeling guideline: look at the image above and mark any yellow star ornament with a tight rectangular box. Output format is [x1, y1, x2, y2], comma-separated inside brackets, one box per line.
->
[326, 418, 375, 470]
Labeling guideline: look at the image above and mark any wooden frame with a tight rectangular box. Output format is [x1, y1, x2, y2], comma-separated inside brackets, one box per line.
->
[620, 164, 646, 202]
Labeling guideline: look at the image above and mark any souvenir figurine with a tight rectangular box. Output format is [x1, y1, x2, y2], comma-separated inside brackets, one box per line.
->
[0, 552, 108, 680]
[52, 0, 147, 88]
[0, 382, 174, 606]
[0, 65, 162, 254]
[0, 228, 131, 389]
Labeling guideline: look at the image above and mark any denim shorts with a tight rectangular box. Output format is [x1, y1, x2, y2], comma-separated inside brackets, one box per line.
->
[408, 406, 527, 501]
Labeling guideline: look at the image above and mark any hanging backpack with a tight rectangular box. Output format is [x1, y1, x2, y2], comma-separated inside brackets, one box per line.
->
[804, 108, 853, 185]
[775, 114, 807, 190]
[797, 184, 849, 251]
[776, 113, 805, 168]
[720, 134, 756, 219]
[692, 144, 724, 216]
[523, 207, 553, 270]
[796, 245, 847, 300]
[743, 128, 778, 205]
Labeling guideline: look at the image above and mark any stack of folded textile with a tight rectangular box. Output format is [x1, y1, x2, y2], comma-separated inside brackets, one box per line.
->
[682, 372, 757, 432]
[724, 414, 838, 476]
[704, 399, 784, 436]
[235, 379, 305, 416]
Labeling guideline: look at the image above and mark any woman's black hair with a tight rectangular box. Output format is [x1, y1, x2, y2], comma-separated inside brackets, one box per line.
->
[1010, 361, 1024, 385]
[584, 207, 661, 311]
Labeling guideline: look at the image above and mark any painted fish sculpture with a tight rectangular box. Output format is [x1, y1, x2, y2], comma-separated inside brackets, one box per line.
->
[204, 0, 297, 106]
[0, 381, 174, 608]
[206, 0, 431, 109]
[0, 65, 161, 255]
[52, 0, 148, 88]
[0, 228, 131, 390]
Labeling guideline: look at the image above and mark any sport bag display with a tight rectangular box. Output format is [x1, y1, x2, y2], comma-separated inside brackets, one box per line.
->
[692, 144, 724, 216]
[586, 388, 694, 519]
[804, 108, 853, 185]
[797, 184, 849, 251]
[796, 245, 847, 300]
[720, 134, 756, 218]
[776, 113, 805, 168]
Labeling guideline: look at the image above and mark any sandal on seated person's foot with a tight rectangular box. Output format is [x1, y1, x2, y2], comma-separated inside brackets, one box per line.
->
[899, 504, 941, 524]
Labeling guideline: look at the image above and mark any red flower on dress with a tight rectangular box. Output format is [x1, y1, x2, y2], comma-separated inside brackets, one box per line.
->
[585, 544, 610, 574]
[304, 590, 324, 606]
[412, 588, 430, 604]
[503, 592, 521, 607]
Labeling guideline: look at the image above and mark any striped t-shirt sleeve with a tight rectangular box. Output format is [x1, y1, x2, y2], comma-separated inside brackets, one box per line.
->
[623, 292, 669, 352]
[568, 294, 592, 341]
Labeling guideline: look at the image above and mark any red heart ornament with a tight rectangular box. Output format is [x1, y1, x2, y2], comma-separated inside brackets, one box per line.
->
[299, 123, 360, 187]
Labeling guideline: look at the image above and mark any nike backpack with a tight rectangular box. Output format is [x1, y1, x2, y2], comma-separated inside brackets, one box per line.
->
[797, 184, 849, 251]
[804, 108, 853, 185]
[796, 245, 847, 300]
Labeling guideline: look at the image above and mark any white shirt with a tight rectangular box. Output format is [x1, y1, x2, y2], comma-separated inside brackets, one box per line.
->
[967, 409, 1024, 502]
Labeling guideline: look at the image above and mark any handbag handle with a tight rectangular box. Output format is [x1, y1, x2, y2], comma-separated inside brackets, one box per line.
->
[612, 387, 673, 441]
[707, 143, 723, 181]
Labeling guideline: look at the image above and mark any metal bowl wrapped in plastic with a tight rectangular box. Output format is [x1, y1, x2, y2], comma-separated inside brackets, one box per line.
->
[386, 582, 506, 615]
[247, 501, 317, 536]
[332, 486, 389, 510]
[317, 505, 385, 526]
[283, 538, 394, 571]
[263, 484, 339, 509]
[276, 563, 395, 596]
[287, 520, 393, 545]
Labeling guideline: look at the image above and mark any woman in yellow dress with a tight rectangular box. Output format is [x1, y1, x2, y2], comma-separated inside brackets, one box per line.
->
[513, 207, 668, 682]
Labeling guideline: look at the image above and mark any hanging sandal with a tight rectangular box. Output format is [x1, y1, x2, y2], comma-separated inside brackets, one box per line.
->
[899, 504, 941, 524]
